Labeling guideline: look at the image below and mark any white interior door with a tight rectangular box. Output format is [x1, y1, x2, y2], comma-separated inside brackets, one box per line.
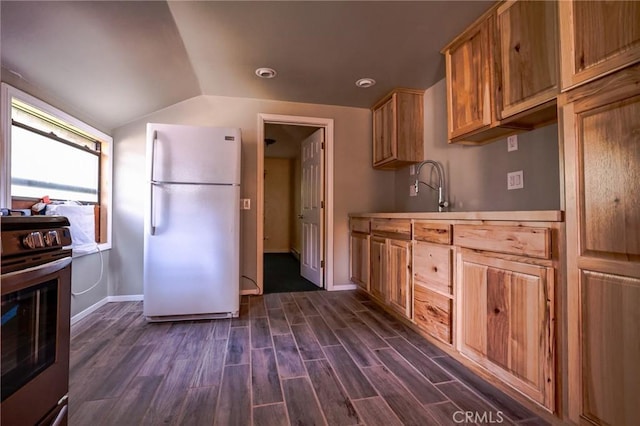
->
[300, 128, 324, 287]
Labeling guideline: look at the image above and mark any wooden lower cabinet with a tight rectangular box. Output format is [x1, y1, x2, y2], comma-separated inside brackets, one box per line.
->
[369, 236, 412, 319]
[458, 252, 555, 412]
[349, 232, 369, 291]
[369, 236, 387, 302]
[386, 239, 412, 318]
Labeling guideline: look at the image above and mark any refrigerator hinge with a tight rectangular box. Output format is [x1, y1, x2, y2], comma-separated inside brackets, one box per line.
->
[321, 260, 324, 268]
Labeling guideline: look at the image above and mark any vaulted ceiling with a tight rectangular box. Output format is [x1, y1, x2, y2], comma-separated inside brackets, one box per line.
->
[1, 1, 492, 132]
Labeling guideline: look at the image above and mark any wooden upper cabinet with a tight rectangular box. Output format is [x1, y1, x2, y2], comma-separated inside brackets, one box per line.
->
[443, 0, 559, 145]
[372, 89, 424, 169]
[444, 15, 495, 140]
[559, 1, 640, 91]
[497, 0, 559, 118]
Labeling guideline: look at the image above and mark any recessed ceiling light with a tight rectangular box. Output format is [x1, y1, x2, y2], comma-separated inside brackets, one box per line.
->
[255, 67, 277, 79]
[355, 78, 376, 88]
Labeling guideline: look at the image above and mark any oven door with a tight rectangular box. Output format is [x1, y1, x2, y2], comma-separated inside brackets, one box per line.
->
[1, 256, 71, 426]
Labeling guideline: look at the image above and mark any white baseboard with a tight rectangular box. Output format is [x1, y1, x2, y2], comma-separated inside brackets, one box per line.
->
[328, 283, 358, 291]
[71, 294, 144, 325]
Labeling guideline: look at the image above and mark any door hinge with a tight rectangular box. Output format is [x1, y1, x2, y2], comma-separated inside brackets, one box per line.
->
[321, 142, 325, 150]
[321, 201, 324, 208]
[321, 260, 324, 268]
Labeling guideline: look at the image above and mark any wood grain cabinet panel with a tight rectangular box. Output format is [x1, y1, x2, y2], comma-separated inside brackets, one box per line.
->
[369, 236, 387, 302]
[444, 15, 494, 140]
[413, 221, 452, 245]
[350, 232, 369, 291]
[561, 64, 640, 424]
[350, 217, 370, 234]
[371, 89, 423, 170]
[458, 252, 555, 411]
[497, 0, 559, 118]
[386, 239, 412, 319]
[559, 0, 640, 91]
[370, 219, 411, 240]
[413, 241, 452, 295]
[413, 285, 452, 344]
[454, 224, 551, 259]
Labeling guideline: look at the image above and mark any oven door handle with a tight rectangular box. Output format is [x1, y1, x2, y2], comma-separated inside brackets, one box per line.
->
[1, 257, 72, 289]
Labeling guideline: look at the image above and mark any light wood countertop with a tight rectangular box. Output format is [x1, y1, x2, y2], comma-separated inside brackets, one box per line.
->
[349, 210, 564, 222]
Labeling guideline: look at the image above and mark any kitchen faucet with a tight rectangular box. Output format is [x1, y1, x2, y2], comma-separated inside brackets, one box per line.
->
[414, 160, 449, 212]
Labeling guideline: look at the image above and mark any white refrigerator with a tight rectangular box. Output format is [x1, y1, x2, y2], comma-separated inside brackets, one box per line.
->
[143, 123, 241, 321]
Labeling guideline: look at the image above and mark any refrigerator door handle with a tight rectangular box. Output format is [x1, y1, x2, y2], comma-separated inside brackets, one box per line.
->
[150, 182, 157, 235]
[149, 131, 158, 235]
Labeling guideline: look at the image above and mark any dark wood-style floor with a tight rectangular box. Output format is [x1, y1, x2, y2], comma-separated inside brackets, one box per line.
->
[69, 290, 549, 425]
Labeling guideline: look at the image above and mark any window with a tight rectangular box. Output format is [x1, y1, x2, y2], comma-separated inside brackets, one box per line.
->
[1, 83, 112, 252]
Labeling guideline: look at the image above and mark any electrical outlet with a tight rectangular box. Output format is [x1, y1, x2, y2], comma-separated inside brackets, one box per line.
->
[409, 184, 417, 197]
[409, 165, 416, 176]
[241, 198, 251, 209]
[507, 171, 524, 190]
[507, 135, 518, 152]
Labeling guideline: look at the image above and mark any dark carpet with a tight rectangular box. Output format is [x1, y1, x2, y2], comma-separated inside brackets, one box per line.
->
[263, 253, 323, 294]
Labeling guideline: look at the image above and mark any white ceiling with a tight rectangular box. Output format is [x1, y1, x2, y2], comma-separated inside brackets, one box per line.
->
[1, 1, 492, 132]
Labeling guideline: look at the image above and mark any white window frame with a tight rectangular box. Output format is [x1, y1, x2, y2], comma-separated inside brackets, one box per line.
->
[1, 83, 113, 254]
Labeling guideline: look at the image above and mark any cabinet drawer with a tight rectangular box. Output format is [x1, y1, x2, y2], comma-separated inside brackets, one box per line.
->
[453, 224, 551, 259]
[371, 219, 411, 239]
[413, 242, 452, 295]
[350, 217, 370, 234]
[414, 285, 452, 344]
[413, 221, 452, 244]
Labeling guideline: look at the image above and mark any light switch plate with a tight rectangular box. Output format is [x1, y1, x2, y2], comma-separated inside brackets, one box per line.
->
[507, 135, 518, 152]
[241, 199, 251, 209]
[507, 171, 524, 190]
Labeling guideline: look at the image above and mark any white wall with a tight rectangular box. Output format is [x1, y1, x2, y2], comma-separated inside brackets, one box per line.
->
[394, 79, 561, 212]
[111, 94, 394, 295]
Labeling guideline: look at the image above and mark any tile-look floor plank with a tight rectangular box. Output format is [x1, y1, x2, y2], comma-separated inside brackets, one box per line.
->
[192, 338, 227, 387]
[109, 375, 163, 425]
[176, 386, 219, 426]
[282, 377, 328, 426]
[357, 310, 398, 338]
[249, 295, 268, 318]
[291, 323, 325, 360]
[251, 317, 273, 349]
[347, 316, 390, 349]
[267, 308, 291, 335]
[251, 348, 283, 405]
[231, 303, 249, 327]
[307, 315, 340, 346]
[296, 295, 321, 316]
[282, 301, 307, 325]
[426, 401, 477, 426]
[214, 364, 252, 426]
[69, 399, 115, 426]
[334, 327, 381, 367]
[363, 365, 438, 426]
[272, 334, 307, 378]
[306, 359, 360, 426]
[213, 318, 231, 340]
[374, 348, 448, 404]
[385, 337, 453, 384]
[137, 332, 185, 376]
[264, 293, 282, 310]
[323, 345, 378, 399]
[352, 397, 403, 426]
[434, 355, 537, 422]
[437, 381, 516, 425]
[226, 326, 250, 365]
[253, 403, 289, 426]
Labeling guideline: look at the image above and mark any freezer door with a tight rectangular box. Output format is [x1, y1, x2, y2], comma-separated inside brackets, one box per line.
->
[143, 184, 240, 317]
[147, 123, 241, 185]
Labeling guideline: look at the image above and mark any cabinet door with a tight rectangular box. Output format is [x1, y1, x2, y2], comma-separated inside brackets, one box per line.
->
[445, 16, 493, 139]
[561, 67, 640, 424]
[497, 0, 558, 118]
[559, 1, 640, 90]
[349, 232, 369, 290]
[373, 97, 395, 166]
[369, 236, 387, 301]
[459, 252, 555, 411]
[387, 239, 412, 318]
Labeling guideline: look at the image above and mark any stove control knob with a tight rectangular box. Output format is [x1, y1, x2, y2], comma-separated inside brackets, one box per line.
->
[44, 230, 61, 247]
[23, 232, 45, 249]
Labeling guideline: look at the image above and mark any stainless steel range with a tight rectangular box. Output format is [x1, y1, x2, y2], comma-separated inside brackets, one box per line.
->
[1, 215, 72, 426]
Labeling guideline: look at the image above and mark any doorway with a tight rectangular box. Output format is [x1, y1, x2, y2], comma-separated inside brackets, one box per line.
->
[257, 114, 335, 295]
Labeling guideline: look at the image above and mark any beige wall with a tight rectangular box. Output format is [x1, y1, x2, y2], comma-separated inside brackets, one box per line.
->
[394, 79, 561, 212]
[264, 157, 292, 252]
[111, 94, 394, 295]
